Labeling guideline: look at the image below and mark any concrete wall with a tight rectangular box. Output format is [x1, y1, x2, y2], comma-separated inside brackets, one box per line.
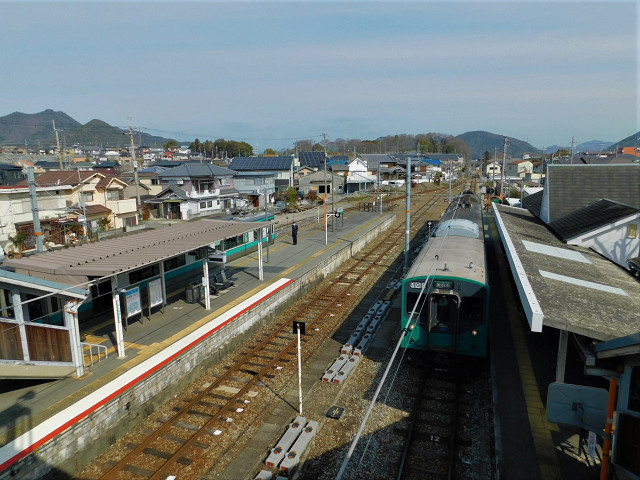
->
[3, 214, 395, 480]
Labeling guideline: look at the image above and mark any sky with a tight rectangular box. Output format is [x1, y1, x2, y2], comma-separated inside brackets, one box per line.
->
[0, 1, 637, 152]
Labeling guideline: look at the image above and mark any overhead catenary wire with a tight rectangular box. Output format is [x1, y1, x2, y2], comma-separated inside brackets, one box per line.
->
[336, 198, 465, 479]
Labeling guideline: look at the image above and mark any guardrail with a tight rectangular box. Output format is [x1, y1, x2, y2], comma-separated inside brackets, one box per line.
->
[82, 342, 108, 367]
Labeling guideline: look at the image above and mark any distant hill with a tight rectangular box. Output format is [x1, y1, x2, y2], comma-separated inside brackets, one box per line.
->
[0, 110, 172, 148]
[576, 140, 614, 152]
[0, 110, 80, 146]
[456, 131, 541, 160]
[610, 131, 640, 151]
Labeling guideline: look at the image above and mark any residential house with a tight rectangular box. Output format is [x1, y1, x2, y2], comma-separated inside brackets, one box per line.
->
[233, 172, 276, 209]
[21, 170, 138, 239]
[521, 163, 640, 271]
[506, 160, 533, 178]
[0, 184, 69, 252]
[228, 156, 294, 193]
[297, 170, 344, 197]
[485, 161, 501, 179]
[345, 157, 375, 193]
[149, 163, 238, 220]
[0, 164, 26, 186]
[137, 166, 166, 196]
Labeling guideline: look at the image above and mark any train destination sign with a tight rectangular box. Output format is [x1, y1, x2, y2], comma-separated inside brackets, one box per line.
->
[433, 280, 454, 290]
[408, 280, 454, 290]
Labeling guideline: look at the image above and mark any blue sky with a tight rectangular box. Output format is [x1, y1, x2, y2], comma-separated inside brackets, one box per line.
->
[1, 1, 637, 151]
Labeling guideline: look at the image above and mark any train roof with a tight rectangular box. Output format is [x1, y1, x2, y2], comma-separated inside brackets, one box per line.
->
[406, 233, 487, 286]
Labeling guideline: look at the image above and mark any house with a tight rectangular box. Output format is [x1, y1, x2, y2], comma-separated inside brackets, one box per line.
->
[0, 164, 26, 186]
[149, 163, 238, 220]
[505, 160, 533, 178]
[232, 172, 276, 209]
[297, 170, 344, 197]
[137, 166, 166, 196]
[228, 156, 294, 193]
[0, 184, 69, 252]
[521, 163, 640, 271]
[20, 170, 138, 238]
[485, 161, 501, 178]
[345, 157, 375, 193]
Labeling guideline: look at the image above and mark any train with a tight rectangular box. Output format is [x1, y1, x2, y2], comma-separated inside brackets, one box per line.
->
[400, 192, 489, 357]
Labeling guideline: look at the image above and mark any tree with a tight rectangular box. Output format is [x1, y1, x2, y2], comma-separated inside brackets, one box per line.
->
[483, 150, 492, 164]
[264, 148, 277, 155]
[285, 186, 298, 206]
[164, 139, 178, 150]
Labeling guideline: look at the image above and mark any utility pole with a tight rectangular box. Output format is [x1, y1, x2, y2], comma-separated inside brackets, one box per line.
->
[124, 126, 141, 218]
[53, 121, 63, 170]
[501, 136, 508, 197]
[569, 136, 576, 164]
[27, 168, 44, 252]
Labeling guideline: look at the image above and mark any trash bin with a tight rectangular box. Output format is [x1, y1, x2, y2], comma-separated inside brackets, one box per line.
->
[185, 283, 200, 304]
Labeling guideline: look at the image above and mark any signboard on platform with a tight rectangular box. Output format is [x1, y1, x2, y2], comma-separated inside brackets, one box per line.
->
[546, 382, 608, 434]
[125, 287, 142, 318]
[149, 279, 163, 308]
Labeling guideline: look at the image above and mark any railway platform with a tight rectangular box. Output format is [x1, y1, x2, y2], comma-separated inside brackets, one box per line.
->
[0, 204, 395, 478]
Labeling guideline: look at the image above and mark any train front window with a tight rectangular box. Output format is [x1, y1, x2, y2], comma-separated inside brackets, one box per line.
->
[428, 293, 458, 332]
[405, 292, 428, 324]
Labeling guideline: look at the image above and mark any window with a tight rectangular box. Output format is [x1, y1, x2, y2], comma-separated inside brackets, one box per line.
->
[151, 179, 160, 185]
[254, 178, 264, 185]
[82, 192, 93, 202]
[200, 202, 206, 209]
[107, 189, 120, 201]
[207, 201, 212, 207]
[628, 224, 638, 239]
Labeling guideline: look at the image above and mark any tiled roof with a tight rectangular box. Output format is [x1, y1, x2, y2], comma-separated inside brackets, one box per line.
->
[549, 199, 640, 241]
[158, 163, 235, 178]
[543, 164, 640, 223]
[522, 190, 543, 217]
[21, 170, 103, 187]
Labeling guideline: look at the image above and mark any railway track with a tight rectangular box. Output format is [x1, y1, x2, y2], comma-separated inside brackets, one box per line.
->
[391, 354, 493, 480]
[78, 186, 451, 480]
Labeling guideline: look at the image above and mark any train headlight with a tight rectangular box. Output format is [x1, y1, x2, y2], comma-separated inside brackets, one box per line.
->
[471, 329, 478, 336]
[409, 324, 415, 330]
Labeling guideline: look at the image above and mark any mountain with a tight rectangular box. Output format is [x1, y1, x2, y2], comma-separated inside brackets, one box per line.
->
[576, 140, 614, 152]
[609, 131, 640, 151]
[0, 110, 172, 148]
[0, 110, 80, 146]
[456, 131, 541, 160]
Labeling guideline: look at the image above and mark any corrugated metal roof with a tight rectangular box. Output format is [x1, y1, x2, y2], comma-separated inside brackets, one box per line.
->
[2, 219, 267, 284]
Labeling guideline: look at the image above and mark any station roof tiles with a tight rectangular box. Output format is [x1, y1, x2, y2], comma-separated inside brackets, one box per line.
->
[2, 219, 265, 287]
[493, 204, 640, 341]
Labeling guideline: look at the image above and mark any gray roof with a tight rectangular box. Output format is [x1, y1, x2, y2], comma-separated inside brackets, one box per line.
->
[2, 219, 265, 286]
[542, 164, 640, 224]
[522, 190, 543, 217]
[493, 204, 640, 341]
[549, 199, 640, 242]
[157, 163, 236, 178]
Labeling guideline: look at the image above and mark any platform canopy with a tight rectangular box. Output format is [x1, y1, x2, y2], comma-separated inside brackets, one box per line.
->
[2, 219, 268, 287]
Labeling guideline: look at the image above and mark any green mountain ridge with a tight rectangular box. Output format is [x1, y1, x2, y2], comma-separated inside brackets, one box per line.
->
[0, 110, 171, 148]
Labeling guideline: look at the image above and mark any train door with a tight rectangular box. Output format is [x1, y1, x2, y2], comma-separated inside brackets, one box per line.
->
[427, 291, 460, 352]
